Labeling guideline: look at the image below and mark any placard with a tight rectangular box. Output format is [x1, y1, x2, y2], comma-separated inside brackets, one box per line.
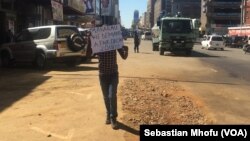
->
[90, 24, 124, 53]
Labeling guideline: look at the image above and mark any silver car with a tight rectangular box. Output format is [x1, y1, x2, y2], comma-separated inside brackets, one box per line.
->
[0, 25, 87, 69]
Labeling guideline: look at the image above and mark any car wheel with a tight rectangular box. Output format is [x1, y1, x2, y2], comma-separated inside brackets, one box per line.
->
[159, 48, 164, 55]
[152, 43, 156, 51]
[35, 52, 46, 69]
[2, 53, 11, 67]
[186, 50, 192, 56]
[81, 57, 92, 63]
[67, 33, 85, 52]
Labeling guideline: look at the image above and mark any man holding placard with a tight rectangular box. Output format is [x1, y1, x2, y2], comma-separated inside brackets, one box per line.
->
[90, 24, 128, 129]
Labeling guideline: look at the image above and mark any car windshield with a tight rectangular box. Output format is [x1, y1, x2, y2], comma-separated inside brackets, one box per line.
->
[162, 19, 192, 33]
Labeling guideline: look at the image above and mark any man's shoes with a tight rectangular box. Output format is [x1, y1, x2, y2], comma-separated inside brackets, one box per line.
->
[111, 118, 118, 130]
[105, 116, 111, 124]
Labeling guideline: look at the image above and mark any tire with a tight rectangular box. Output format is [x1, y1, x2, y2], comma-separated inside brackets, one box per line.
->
[1, 53, 11, 67]
[34, 52, 46, 69]
[66, 60, 77, 67]
[159, 48, 164, 55]
[185, 50, 192, 56]
[81, 57, 92, 63]
[67, 33, 85, 52]
[152, 43, 156, 51]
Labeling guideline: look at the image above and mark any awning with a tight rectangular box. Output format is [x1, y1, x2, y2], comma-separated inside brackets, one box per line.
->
[63, 6, 84, 15]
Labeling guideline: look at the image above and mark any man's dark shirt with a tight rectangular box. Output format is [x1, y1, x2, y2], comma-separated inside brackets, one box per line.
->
[98, 50, 118, 75]
[97, 47, 128, 75]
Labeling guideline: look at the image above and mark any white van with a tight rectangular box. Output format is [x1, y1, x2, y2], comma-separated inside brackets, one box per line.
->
[201, 35, 225, 50]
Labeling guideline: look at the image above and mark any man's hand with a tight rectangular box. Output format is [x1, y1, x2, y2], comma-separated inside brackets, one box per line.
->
[118, 46, 128, 60]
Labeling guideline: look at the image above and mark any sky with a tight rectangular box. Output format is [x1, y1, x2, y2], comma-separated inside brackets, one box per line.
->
[120, 0, 147, 28]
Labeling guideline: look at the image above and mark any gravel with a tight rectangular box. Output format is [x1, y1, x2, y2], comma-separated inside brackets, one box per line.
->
[119, 78, 213, 130]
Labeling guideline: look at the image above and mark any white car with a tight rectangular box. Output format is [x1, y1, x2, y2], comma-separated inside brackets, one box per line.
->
[141, 31, 152, 40]
[201, 35, 225, 50]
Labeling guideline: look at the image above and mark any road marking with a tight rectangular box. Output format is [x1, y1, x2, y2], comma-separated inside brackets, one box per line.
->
[30, 127, 74, 140]
[69, 92, 84, 96]
[69, 92, 92, 99]
[210, 68, 218, 72]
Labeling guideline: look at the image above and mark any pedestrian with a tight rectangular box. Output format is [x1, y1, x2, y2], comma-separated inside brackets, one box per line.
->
[97, 45, 128, 129]
[5, 29, 14, 43]
[134, 31, 140, 53]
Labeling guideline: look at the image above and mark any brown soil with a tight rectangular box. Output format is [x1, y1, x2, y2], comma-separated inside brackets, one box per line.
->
[119, 78, 214, 140]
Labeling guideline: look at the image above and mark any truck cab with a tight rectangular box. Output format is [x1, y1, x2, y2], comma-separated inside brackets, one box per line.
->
[158, 17, 195, 55]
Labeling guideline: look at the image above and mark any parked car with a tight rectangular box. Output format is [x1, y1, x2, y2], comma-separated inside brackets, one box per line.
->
[201, 35, 225, 50]
[141, 31, 152, 40]
[0, 25, 88, 69]
[230, 36, 247, 48]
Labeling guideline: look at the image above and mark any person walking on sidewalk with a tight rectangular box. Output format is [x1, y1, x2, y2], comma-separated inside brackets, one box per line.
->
[97, 46, 128, 129]
[134, 31, 140, 53]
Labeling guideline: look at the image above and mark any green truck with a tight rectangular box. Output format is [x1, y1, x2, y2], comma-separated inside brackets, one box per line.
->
[154, 16, 199, 55]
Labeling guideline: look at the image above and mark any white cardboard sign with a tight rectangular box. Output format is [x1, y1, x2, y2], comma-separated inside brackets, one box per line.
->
[90, 24, 123, 54]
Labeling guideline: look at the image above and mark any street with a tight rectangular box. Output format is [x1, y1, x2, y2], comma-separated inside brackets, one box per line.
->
[0, 38, 249, 141]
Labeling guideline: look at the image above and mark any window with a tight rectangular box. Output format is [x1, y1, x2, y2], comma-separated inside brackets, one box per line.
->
[162, 20, 192, 33]
[29, 28, 51, 40]
[15, 30, 33, 42]
[57, 27, 79, 38]
[212, 36, 223, 41]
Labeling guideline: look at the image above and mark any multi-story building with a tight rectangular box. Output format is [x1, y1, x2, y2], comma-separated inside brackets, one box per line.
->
[243, 0, 250, 25]
[154, 0, 164, 25]
[171, 0, 201, 18]
[201, 0, 242, 35]
[0, 0, 120, 44]
[151, 0, 200, 27]
[147, 0, 155, 28]
[134, 10, 139, 24]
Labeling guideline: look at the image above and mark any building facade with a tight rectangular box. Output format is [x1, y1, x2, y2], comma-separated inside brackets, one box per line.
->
[201, 0, 241, 35]
[0, 0, 120, 44]
[147, 0, 155, 28]
[171, 0, 201, 18]
[243, 0, 250, 25]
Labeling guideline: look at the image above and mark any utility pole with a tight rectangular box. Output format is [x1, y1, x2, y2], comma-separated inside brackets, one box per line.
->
[240, 0, 244, 35]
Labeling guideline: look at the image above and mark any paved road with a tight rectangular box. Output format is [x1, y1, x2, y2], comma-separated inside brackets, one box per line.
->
[0, 38, 249, 141]
[190, 45, 250, 123]
[120, 39, 250, 124]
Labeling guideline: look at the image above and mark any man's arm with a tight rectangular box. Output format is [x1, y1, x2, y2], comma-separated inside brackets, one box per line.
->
[118, 46, 128, 60]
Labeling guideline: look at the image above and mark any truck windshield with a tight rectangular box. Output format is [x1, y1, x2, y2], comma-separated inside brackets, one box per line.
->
[162, 20, 192, 34]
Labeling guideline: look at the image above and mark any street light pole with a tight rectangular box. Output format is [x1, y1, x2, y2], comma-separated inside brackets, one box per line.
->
[240, 0, 244, 36]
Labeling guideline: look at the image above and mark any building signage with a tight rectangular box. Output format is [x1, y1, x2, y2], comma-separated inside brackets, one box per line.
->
[90, 24, 123, 53]
[51, 0, 63, 21]
[83, 0, 96, 14]
[101, 0, 112, 16]
[67, 0, 84, 13]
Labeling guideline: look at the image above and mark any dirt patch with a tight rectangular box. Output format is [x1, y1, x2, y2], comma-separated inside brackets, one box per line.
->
[119, 78, 213, 140]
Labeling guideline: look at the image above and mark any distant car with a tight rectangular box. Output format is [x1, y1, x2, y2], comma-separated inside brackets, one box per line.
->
[141, 31, 152, 40]
[201, 35, 225, 50]
[0, 25, 88, 69]
[230, 36, 246, 48]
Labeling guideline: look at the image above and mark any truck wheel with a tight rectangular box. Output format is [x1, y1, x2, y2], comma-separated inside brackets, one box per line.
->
[159, 48, 164, 55]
